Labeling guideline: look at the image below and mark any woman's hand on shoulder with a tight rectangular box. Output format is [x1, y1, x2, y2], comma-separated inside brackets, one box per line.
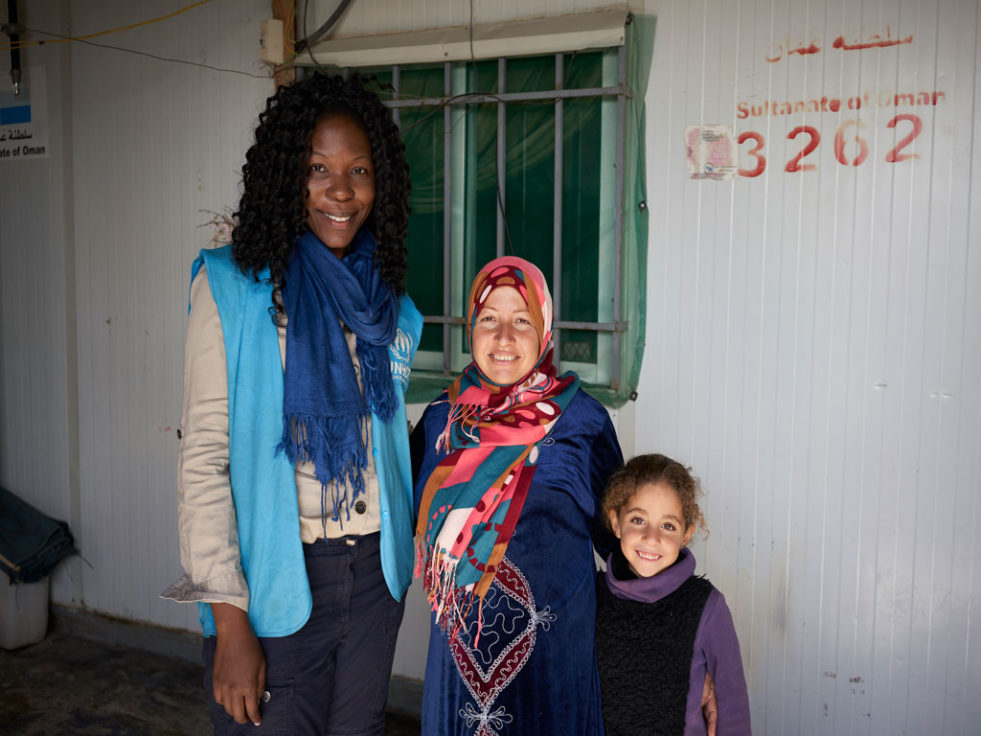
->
[702, 670, 718, 736]
[210, 602, 267, 725]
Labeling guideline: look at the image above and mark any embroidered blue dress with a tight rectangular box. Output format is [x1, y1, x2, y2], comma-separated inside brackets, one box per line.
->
[411, 388, 623, 736]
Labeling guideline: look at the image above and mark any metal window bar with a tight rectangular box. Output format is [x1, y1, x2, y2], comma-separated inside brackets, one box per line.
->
[442, 61, 453, 375]
[553, 53, 564, 364]
[496, 58, 506, 259]
[421, 315, 622, 332]
[391, 65, 400, 128]
[384, 86, 622, 107]
[380, 50, 629, 388]
[612, 45, 626, 390]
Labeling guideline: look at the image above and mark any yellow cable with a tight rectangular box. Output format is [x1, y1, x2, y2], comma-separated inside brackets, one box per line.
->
[1, 0, 217, 51]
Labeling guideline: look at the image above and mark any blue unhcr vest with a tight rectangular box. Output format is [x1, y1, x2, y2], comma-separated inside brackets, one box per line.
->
[191, 245, 422, 637]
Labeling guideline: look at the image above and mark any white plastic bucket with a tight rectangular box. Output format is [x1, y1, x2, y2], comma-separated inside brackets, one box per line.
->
[0, 575, 49, 649]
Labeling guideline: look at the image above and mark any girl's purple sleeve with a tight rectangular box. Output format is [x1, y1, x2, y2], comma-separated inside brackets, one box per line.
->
[698, 589, 752, 735]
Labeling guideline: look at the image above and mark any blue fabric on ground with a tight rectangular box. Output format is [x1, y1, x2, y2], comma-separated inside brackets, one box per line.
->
[0, 486, 76, 583]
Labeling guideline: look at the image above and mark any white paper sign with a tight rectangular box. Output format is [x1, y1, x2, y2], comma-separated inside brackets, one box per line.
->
[0, 65, 48, 161]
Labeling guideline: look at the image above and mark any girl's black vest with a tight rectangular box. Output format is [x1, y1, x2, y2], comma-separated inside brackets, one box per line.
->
[595, 566, 713, 736]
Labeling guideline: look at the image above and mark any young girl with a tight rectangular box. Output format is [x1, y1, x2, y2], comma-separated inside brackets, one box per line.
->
[596, 454, 751, 736]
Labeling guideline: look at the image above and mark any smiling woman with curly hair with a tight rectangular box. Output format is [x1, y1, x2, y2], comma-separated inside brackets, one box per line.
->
[163, 71, 423, 735]
[232, 72, 410, 294]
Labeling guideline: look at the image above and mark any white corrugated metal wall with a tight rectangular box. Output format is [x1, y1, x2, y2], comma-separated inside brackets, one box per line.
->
[638, 0, 981, 733]
[0, 0, 273, 632]
[0, 0, 79, 600]
[68, 0, 271, 629]
[0, 0, 978, 733]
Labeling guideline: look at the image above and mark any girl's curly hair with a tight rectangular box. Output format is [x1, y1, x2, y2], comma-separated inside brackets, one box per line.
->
[602, 453, 709, 537]
[231, 71, 410, 294]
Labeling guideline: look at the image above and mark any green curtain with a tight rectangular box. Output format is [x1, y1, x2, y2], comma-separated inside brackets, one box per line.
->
[591, 13, 654, 407]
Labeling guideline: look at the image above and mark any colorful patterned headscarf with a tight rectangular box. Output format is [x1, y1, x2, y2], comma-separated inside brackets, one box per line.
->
[415, 257, 579, 639]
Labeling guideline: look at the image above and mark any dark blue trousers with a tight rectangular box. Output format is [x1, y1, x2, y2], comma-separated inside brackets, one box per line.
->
[203, 533, 405, 735]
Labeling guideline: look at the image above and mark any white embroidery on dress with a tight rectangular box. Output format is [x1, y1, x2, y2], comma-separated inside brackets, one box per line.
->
[459, 703, 513, 731]
[448, 557, 556, 736]
[527, 605, 556, 631]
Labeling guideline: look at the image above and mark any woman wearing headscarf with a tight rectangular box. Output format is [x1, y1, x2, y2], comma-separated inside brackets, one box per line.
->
[410, 256, 623, 735]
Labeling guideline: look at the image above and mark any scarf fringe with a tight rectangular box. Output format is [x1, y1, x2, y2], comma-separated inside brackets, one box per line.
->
[358, 338, 397, 422]
[279, 412, 368, 524]
[280, 229, 399, 528]
[436, 400, 480, 453]
[416, 537, 480, 643]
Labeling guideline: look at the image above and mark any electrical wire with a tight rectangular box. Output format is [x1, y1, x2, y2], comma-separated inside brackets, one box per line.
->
[0, 0, 218, 51]
[19, 27, 270, 79]
[300, 0, 325, 70]
[0, 0, 271, 79]
[294, 0, 354, 54]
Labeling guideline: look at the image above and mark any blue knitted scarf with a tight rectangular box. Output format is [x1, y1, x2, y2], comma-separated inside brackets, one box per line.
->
[279, 228, 398, 522]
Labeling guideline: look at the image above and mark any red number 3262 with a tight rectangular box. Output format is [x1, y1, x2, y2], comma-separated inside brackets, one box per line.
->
[737, 114, 922, 177]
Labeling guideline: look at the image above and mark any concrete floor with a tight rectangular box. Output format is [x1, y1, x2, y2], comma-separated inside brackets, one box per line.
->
[0, 626, 421, 735]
